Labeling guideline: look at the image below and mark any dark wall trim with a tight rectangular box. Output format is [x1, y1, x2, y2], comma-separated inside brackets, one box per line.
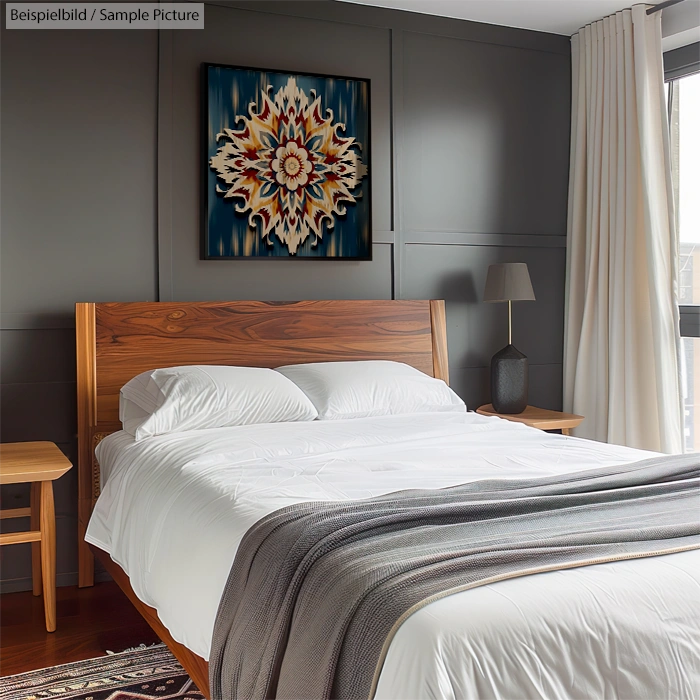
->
[390, 28, 405, 300]
[664, 41, 700, 80]
[373, 231, 395, 245]
[404, 232, 567, 247]
[204, 1, 571, 56]
[0, 313, 75, 330]
[158, 29, 174, 302]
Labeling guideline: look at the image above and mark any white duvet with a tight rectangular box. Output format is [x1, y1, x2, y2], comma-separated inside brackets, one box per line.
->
[86, 412, 700, 699]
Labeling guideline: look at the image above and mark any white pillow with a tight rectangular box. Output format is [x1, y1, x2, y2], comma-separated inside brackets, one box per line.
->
[275, 360, 465, 420]
[119, 365, 318, 440]
[119, 371, 164, 435]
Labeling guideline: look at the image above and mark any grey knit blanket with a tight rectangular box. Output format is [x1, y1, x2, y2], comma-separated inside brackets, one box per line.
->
[210, 453, 700, 700]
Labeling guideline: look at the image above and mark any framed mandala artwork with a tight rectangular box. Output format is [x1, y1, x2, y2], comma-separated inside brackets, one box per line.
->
[202, 63, 371, 259]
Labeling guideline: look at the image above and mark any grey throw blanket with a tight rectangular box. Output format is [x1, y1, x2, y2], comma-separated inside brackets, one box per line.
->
[210, 454, 700, 700]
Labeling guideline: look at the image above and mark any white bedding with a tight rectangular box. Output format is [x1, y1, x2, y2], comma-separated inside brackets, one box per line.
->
[86, 412, 700, 699]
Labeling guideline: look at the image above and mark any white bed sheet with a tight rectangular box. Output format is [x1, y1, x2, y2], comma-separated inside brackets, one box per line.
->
[86, 412, 700, 699]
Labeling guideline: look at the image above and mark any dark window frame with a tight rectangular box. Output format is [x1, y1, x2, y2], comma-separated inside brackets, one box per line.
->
[664, 42, 700, 338]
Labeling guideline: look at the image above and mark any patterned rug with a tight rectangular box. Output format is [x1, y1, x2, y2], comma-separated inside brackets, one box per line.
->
[0, 644, 204, 700]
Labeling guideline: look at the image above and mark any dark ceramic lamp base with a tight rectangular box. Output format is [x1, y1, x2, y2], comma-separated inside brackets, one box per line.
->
[490, 344, 528, 414]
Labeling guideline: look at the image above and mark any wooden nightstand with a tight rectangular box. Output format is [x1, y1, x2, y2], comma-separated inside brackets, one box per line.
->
[0, 441, 72, 632]
[476, 405, 584, 435]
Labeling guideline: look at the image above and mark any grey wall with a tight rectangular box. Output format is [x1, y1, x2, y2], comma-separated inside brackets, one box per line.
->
[0, 27, 159, 590]
[0, 0, 570, 592]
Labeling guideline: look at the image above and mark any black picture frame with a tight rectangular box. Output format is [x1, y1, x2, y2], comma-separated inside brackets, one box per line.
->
[201, 62, 372, 260]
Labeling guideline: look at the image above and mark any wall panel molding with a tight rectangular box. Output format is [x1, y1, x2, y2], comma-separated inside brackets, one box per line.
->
[391, 28, 405, 299]
[203, 1, 570, 56]
[404, 232, 567, 248]
[373, 231, 395, 244]
[0, 569, 111, 596]
[0, 314, 75, 330]
[157, 29, 175, 302]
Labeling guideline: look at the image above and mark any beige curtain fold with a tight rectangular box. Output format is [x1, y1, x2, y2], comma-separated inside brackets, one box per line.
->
[564, 5, 683, 454]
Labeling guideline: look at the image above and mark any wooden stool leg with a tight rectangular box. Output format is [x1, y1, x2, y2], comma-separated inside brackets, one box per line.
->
[39, 481, 57, 632]
[30, 482, 42, 596]
[562, 428, 570, 436]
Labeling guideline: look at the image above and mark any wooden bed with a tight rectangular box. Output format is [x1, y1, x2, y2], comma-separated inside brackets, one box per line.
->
[75, 299, 449, 697]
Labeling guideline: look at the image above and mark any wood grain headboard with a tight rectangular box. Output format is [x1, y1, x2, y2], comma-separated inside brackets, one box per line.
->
[75, 299, 449, 586]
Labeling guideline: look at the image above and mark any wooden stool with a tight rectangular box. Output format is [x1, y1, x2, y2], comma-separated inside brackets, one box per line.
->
[0, 442, 72, 632]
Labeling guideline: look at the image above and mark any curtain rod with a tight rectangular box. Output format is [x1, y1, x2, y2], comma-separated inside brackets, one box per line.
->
[647, 0, 685, 15]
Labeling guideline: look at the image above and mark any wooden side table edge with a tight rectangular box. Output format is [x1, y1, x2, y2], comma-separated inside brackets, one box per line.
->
[475, 405, 584, 434]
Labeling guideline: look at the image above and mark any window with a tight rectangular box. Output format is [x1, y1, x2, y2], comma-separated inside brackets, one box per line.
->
[666, 44, 700, 451]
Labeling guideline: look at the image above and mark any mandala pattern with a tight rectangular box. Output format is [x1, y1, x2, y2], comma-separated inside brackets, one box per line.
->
[209, 77, 368, 255]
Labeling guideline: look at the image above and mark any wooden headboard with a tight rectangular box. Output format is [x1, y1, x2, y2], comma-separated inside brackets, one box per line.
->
[75, 299, 448, 586]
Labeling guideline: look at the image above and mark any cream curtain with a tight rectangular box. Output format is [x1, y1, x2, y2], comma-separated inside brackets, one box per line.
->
[564, 5, 683, 454]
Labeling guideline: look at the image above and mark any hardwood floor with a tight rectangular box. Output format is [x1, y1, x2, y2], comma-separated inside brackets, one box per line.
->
[0, 581, 159, 676]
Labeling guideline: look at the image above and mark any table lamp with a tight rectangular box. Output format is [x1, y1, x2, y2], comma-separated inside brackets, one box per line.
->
[483, 262, 535, 414]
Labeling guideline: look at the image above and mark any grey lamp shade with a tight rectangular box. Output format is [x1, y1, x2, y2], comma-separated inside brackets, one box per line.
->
[483, 263, 536, 302]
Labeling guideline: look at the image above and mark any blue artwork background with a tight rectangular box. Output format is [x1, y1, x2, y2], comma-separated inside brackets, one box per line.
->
[205, 65, 371, 258]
